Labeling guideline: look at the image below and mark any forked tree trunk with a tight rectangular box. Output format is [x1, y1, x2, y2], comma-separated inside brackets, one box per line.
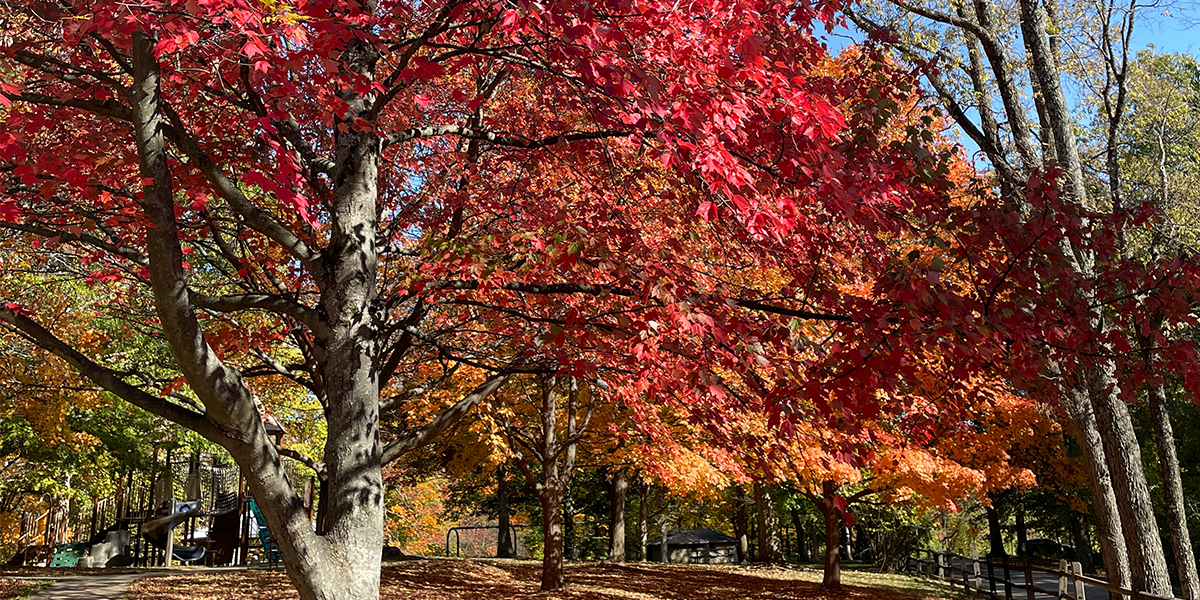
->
[754, 483, 781, 564]
[607, 469, 628, 563]
[506, 377, 587, 591]
[1149, 383, 1200, 599]
[1015, 1, 1170, 593]
[129, 30, 385, 600]
[1063, 388, 1130, 589]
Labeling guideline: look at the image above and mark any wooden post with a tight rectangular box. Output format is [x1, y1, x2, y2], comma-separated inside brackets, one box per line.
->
[1023, 555, 1034, 600]
[304, 476, 315, 524]
[973, 548, 982, 593]
[1002, 555, 1013, 600]
[964, 552, 974, 590]
[1071, 561, 1086, 600]
[164, 499, 175, 568]
[237, 475, 249, 566]
[988, 556, 998, 599]
[1058, 559, 1069, 599]
[938, 551, 947, 580]
[87, 497, 96, 542]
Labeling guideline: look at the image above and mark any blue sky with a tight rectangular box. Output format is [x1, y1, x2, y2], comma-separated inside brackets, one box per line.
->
[820, 8, 1197, 161]
[1132, 9, 1198, 55]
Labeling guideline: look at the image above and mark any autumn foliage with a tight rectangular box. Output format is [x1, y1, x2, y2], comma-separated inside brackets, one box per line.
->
[3, 0, 1200, 598]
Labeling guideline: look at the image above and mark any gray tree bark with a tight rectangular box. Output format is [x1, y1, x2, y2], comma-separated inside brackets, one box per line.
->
[1017, 1, 1171, 593]
[126, 31, 383, 599]
[754, 483, 781, 564]
[1063, 388, 1131, 590]
[507, 376, 590, 591]
[1149, 383, 1200, 599]
[636, 485, 648, 562]
[607, 468, 628, 563]
[1086, 368, 1172, 595]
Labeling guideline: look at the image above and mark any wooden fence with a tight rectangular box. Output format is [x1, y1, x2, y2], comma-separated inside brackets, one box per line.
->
[905, 549, 1182, 600]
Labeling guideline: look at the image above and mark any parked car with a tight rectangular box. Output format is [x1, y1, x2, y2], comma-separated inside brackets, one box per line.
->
[1025, 539, 1076, 560]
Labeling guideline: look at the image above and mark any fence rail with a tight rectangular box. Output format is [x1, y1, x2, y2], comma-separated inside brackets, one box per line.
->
[905, 549, 1180, 600]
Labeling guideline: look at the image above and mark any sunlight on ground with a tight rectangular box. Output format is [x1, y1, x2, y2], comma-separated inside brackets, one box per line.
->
[123, 559, 963, 600]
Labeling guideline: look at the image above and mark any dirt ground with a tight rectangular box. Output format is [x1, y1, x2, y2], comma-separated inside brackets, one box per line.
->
[127, 560, 958, 600]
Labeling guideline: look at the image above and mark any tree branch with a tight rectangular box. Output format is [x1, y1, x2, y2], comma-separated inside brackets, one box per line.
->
[189, 291, 322, 331]
[380, 373, 511, 464]
[0, 304, 230, 444]
[0, 221, 149, 265]
[385, 126, 630, 150]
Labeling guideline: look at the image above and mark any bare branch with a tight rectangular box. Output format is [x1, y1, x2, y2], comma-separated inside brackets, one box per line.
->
[189, 291, 322, 331]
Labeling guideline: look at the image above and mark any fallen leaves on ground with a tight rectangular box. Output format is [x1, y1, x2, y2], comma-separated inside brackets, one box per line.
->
[127, 560, 959, 600]
[0, 577, 50, 599]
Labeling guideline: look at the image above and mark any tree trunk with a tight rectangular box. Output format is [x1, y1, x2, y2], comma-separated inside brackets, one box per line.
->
[563, 483, 576, 561]
[1088, 372, 1173, 596]
[1070, 511, 1094, 575]
[497, 465, 514, 558]
[539, 483, 565, 591]
[636, 485, 647, 562]
[986, 503, 1006, 558]
[734, 487, 749, 563]
[842, 524, 853, 562]
[607, 469, 628, 563]
[791, 508, 809, 563]
[1015, 504, 1028, 556]
[129, 30, 385, 600]
[659, 511, 669, 563]
[754, 483, 781, 564]
[1017, 0, 1168, 592]
[1149, 383, 1200, 599]
[782, 518, 791, 560]
[1063, 388, 1130, 588]
[820, 483, 842, 590]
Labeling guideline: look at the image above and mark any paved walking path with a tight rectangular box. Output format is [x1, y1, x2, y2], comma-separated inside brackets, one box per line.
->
[21, 567, 251, 600]
[940, 561, 1112, 600]
[25, 572, 162, 600]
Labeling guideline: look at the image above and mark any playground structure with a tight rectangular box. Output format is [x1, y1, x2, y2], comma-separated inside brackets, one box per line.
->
[5, 438, 316, 569]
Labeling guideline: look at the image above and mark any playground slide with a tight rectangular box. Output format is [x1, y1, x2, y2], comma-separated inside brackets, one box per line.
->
[248, 499, 282, 565]
[142, 500, 207, 563]
[205, 492, 241, 566]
